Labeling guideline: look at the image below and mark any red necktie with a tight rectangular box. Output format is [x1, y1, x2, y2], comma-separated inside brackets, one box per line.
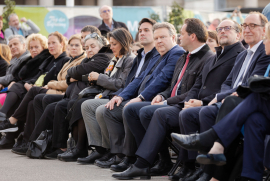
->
[170, 53, 191, 97]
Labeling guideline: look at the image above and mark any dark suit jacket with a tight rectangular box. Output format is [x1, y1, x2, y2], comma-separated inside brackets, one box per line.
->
[159, 44, 214, 105]
[113, 47, 157, 95]
[98, 19, 128, 37]
[217, 42, 270, 101]
[184, 41, 246, 105]
[119, 45, 185, 101]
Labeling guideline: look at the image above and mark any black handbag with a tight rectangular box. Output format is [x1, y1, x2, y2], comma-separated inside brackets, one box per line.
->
[237, 75, 270, 100]
[65, 85, 103, 120]
[26, 130, 53, 159]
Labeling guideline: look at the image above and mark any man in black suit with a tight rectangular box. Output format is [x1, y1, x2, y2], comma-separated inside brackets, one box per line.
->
[121, 18, 214, 176]
[111, 19, 246, 180]
[176, 12, 270, 181]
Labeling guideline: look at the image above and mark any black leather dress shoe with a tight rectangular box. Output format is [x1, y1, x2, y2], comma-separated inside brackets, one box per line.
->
[112, 164, 151, 180]
[95, 151, 113, 162]
[95, 155, 122, 168]
[0, 112, 6, 121]
[169, 167, 194, 181]
[0, 135, 15, 149]
[196, 172, 212, 181]
[77, 150, 104, 164]
[182, 168, 203, 181]
[171, 133, 211, 154]
[110, 156, 135, 172]
[60, 148, 88, 162]
[150, 158, 173, 176]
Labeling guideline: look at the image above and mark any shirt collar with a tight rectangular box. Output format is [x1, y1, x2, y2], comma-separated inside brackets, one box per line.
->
[190, 44, 206, 54]
[248, 40, 263, 53]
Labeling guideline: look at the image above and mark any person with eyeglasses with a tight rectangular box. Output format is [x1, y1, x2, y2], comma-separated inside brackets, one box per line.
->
[171, 12, 270, 181]
[98, 5, 128, 37]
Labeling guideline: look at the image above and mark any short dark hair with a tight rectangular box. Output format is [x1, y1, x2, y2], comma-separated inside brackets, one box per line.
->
[208, 30, 218, 44]
[184, 18, 208, 43]
[81, 25, 101, 36]
[138, 18, 157, 30]
[107, 28, 133, 56]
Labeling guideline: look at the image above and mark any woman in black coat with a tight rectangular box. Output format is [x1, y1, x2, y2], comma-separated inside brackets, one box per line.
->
[11, 34, 113, 157]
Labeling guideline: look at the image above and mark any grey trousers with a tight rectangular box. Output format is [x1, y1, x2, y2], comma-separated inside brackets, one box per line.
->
[81, 99, 110, 148]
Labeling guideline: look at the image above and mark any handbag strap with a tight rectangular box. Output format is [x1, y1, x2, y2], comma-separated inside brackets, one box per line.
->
[264, 64, 270, 77]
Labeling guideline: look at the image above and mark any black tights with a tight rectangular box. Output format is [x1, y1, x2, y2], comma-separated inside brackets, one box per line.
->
[72, 118, 88, 150]
[0, 92, 19, 114]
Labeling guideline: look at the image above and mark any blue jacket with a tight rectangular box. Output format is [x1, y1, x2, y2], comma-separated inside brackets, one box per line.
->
[119, 45, 185, 101]
[217, 42, 270, 101]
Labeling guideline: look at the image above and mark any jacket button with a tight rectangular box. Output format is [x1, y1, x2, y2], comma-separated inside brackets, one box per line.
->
[203, 86, 206, 89]
[182, 84, 185, 87]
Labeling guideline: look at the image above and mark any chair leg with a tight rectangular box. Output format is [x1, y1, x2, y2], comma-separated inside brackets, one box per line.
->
[166, 137, 179, 155]
[168, 158, 182, 176]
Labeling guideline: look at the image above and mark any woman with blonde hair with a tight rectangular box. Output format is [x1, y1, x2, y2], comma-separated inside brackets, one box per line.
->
[0, 44, 11, 77]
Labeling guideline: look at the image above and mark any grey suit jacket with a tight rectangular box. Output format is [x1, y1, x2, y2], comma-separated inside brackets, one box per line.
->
[0, 51, 31, 86]
[97, 52, 136, 98]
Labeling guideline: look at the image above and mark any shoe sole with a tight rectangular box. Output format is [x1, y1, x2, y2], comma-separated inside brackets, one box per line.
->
[94, 162, 111, 168]
[11, 149, 26, 155]
[60, 158, 78, 162]
[196, 156, 226, 166]
[0, 127, 18, 132]
[44, 156, 57, 159]
[112, 175, 151, 180]
[77, 161, 94, 165]
[110, 167, 127, 172]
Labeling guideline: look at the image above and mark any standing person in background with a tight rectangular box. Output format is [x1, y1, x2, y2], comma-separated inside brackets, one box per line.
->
[98, 5, 128, 37]
[0, 16, 6, 44]
[208, 18, 221, 31]
[207, 30, 219, 53]
[4, 13, 40, 40]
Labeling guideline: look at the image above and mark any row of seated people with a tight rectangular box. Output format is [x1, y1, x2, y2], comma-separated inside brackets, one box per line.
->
[0, 12, 268, 181]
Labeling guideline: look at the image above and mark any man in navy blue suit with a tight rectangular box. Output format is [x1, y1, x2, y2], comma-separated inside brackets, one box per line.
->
[95, 22, 185, 169]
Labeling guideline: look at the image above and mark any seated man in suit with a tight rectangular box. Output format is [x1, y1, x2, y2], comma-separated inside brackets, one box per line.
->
[122, 18, 214, 176]
[178, 12, 270, 180]
[84, 22, 184, 168]
[112, 19, 246, 180]
[78, 18, 158, 164]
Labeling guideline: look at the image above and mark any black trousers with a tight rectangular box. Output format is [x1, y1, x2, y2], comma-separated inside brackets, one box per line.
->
[23, 94, 63, 141]
[136, 105, 182, 164]
[29, 96, 72, 149]
[7, 87, 48, 141]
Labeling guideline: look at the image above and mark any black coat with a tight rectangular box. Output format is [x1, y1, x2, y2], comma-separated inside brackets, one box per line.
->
[0, 56, 8, 77]
[159, 44, 214, 105]
[184, 41, 246, 105]
[66, 46, 113, 99]
[98, 19, 128, 37]
[12, 49, 51, 84]
[43, 52, 70, 86]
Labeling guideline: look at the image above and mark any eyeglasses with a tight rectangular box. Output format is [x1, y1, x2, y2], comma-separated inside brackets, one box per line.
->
[216, 26, 238, 33]
[241, 23, 264, 30]
[85, 33, 103, 44]
[102, 10, 111, 13]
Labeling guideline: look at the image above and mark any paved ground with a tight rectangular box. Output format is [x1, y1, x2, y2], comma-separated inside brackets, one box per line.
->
[0, 149, 170, 181]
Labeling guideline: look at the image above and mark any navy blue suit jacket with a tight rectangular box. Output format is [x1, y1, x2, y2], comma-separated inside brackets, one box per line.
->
[113, 47, 157, 96]
[217, 42, 270, 101]
[119, 45, 185, 101]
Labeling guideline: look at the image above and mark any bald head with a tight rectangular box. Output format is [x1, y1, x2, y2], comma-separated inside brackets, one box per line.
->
[99, 5, 113, 21]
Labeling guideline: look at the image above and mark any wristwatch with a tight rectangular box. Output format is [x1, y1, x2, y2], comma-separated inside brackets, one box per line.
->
[138, 94, 145, 101]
